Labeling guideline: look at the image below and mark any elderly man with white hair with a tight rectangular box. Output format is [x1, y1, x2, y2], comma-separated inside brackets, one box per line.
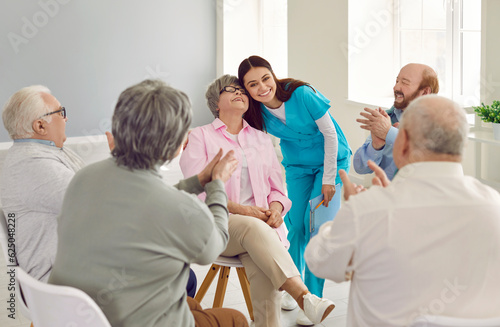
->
[305, 95, 500, 326]
[1, 85, 84, 282]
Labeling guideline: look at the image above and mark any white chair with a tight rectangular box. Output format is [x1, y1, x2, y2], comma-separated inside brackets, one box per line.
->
[195, 255, 254, 320]
[16, 267, 111, 327]
[410, 315, 500, 327]
[0, 208, 31, 321]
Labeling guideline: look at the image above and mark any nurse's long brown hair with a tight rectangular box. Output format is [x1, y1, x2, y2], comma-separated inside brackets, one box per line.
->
[238, 55, 312, 131]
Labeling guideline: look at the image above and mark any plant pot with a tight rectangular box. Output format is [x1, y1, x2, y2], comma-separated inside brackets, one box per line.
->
[493, 123, 500, 141]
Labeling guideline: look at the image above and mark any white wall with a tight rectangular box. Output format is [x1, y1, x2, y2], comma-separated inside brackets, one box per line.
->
[288, 0, 499, 188]
[288, 0, 370, 184]
[480, 0, 500, 184]
[0, 0, 217, 142]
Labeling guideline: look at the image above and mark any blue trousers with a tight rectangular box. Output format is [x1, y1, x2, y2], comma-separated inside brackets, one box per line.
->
[187, 268, 197, 298]
[284, 165, 341, 297]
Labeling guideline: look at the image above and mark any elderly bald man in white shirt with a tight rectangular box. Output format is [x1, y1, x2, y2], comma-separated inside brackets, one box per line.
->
[305, 95, 500, 327]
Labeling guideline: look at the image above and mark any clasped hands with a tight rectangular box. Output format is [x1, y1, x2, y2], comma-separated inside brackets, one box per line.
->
[236, 202, 284, 228]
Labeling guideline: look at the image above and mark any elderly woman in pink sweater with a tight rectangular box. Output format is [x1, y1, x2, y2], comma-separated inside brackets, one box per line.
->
[180, 75, 335, 327]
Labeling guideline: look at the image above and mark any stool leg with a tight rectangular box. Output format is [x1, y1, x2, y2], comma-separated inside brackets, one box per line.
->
[194, 264, 221, 303]
[213, 266, 231, 307]
[236, 267, 254, 321]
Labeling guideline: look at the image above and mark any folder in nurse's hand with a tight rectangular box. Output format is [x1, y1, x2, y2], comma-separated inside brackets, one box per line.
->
[309, 193, 341, 239]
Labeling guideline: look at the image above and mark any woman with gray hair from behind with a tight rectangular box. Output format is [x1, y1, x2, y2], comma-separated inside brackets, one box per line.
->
[180, 75, 336, 326]
[48, 79, 248, 327]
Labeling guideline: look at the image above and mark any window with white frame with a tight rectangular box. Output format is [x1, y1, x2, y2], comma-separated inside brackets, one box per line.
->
[219, 0, 287, 78]
[348, 0, 482, 115]
[396, 0, 481, 107]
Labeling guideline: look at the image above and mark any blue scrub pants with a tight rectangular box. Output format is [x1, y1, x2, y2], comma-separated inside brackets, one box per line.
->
[284, 165, 341, 297]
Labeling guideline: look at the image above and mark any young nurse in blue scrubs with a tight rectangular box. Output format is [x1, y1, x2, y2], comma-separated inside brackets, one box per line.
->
[238, 56, 351, 299]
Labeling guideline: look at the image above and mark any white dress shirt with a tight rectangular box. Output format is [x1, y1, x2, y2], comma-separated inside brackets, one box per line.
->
[305, 161, 500, 326]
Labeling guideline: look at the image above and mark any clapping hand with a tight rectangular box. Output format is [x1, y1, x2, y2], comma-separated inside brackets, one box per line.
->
[339, 160, 391, 201]
[198, 149, 238, 186]
[368, 160, 390, 187]
[357, 107, 392, 150]
[339, 170, 366, 201]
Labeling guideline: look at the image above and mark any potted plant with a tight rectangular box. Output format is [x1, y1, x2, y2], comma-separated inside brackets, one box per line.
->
[473, 100, 500, 140]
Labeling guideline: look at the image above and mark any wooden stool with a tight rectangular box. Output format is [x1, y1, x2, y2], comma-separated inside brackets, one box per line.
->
[194, 256, 254, 321]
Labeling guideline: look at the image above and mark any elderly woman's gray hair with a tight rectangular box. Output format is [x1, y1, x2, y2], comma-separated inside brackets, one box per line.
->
[205, 74, 240, 118]
[2, 85, 53, 139]
[400, 95, 469, 157]
[111, 79, 192, 170]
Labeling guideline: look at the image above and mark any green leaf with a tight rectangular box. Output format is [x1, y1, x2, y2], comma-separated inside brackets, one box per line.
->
[474, 100, 500, 123]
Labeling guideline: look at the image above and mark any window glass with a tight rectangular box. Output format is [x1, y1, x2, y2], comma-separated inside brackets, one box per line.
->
[462, 0, 482, 30]
[397, 0, 481, 107]
[462, 31, 481, 106]
[400, 0, 422, 29]
[422, 30, 447, 92]
[422, 0, 446, 29]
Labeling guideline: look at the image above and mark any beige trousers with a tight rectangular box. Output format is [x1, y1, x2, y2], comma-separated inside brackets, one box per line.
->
[221, 214, 300, 327]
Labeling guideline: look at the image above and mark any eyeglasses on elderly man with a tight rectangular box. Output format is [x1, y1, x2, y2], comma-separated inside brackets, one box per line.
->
[38, 107, 66, 119]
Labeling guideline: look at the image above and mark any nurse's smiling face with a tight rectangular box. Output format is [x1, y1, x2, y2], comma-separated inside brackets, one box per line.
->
[243, 67, 279, 108]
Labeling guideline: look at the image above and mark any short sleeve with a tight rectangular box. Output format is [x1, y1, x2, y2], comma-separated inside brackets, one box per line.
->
[298, 85, 331, 121]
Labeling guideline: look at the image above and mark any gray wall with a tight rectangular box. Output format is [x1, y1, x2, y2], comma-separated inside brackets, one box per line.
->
[0, 0, 217, 142]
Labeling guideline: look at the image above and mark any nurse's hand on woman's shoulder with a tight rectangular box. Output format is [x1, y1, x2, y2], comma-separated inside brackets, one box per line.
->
[105, 131, 115, 151]
[182, 129, 192, 150]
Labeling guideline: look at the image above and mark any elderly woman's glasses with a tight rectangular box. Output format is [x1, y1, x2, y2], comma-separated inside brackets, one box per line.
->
[219, 86, 246, 95]
[39, 107, 66, 119]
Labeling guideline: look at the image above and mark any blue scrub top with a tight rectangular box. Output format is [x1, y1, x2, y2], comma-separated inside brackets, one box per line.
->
[261, 85, 351, 184]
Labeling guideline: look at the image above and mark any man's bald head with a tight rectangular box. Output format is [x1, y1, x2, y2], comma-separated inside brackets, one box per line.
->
[394, 64, 439, 110]
[395, 95, 468, 167]
[403, 63, 439, 94]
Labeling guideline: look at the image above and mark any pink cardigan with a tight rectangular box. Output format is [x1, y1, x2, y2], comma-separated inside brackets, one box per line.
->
[179, 118, 291, 247]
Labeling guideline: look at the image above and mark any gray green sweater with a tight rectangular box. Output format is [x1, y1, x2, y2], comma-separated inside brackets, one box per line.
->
[48, 158, 229, 327]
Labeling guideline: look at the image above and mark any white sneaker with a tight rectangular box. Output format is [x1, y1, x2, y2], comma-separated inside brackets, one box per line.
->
[302, 293, 335, 324]
[296, 309, 314, 326]
[281, 292, 298, 310]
